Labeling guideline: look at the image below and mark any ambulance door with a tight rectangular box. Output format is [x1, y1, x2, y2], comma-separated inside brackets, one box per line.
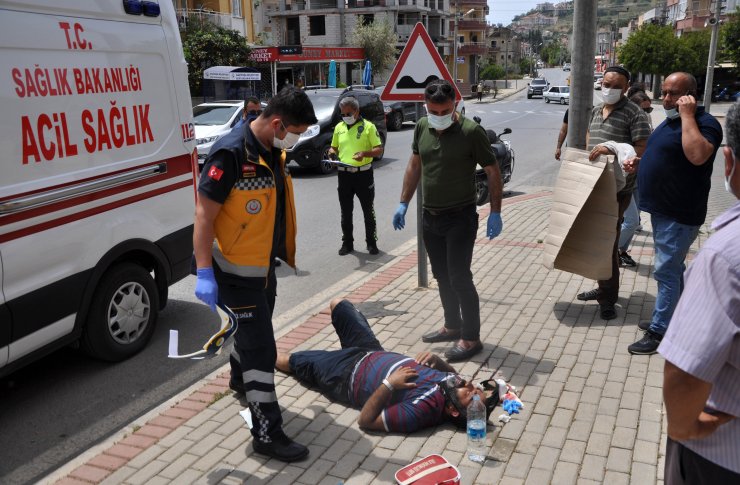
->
[0, 253, 10, 369]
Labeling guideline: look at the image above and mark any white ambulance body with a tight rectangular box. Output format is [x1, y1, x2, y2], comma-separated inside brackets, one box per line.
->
[0, 0, 197, 376]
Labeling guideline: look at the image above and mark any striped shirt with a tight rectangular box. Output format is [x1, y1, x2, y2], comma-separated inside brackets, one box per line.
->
[351, 351, 450, 433]
[658, 201, 740, 474]
[588, 97, 652, 194]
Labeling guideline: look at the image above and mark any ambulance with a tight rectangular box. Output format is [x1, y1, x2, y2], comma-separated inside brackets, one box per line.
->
[0, 0, 197, 376]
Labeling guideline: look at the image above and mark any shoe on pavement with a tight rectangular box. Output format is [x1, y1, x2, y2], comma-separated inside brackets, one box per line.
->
[628, 331, 663, 355]
[422, 328, 461, 343]
[445, 341, 483, 362]
[229, 378, 245, 395]
[577, 288, 602, 301]
[367, 243, 379, 255]
[253, 434, 309, 462]
[338, 243, 353, 256]
[600, 304, 617, 320]
[619, 251, 637, 267]
[638, 320, 651, 331]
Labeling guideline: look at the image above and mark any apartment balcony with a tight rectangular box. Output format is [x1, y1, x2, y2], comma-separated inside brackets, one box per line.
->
[457, 19, 486, 30]
[457, 42, 487, 55]
[176, 8, 232, 29]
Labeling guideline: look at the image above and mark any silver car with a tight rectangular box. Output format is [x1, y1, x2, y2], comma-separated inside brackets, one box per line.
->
[544, 86, 570, 105]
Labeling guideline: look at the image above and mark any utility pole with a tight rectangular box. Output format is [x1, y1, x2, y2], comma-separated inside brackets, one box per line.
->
[504, 30, 509, 88]
[453, 0, 459, 82]
[702, 0, 723, 111]
[568, 0, 598, 150]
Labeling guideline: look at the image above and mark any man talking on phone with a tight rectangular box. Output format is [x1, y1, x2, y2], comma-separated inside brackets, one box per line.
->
[624, 72, 723, 355]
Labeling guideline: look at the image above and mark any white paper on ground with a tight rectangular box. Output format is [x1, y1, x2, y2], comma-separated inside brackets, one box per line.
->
[239, 408, 254, 429]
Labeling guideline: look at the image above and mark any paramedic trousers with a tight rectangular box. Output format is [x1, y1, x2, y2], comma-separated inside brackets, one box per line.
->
[422, 204, 481, 341]
[338, 169, 377, 245]
[221, 272, 284, 444]
[597, 191, 633, 306]
[289, 300, 383, 405]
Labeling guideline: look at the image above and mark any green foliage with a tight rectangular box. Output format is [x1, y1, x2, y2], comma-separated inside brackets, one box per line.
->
[618, 23, 683, 77]
[181, 21, 252, 96]
[540, 41, 569, 66]
[721, 7, 740, 67]
[679, 30, 711, 75]
[480, 63, 505, 80]
[351, 20, 397, 75]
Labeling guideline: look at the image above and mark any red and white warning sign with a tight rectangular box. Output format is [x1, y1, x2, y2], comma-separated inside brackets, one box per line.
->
[380, 23, 461, 102]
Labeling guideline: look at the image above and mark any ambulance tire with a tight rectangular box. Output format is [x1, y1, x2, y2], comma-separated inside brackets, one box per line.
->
[82, 262, 159, 362]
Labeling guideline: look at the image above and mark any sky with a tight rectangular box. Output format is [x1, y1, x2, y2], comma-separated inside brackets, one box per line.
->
[486, 0, 544, 26]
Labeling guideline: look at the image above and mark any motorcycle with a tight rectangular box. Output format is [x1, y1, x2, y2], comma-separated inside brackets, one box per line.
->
[472, 116, 515, 206]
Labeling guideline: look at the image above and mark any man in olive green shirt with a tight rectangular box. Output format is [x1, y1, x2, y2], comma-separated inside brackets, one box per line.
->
[392, 80, 503, 362]
[329, 96, 383, 255]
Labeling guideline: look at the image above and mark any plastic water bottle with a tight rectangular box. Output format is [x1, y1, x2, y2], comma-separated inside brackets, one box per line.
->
[467, 394, 487, 463]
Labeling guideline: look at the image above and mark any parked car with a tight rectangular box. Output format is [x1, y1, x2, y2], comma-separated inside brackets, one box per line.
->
[193, 100, 261, 168]
[376, 86, 419, 131]
[286, 87, 387, 174]
[594, 73, 604, 90]
[562, 63, 571, 71]
[527, 78, 549, 98]
[544, 86, 570, 104]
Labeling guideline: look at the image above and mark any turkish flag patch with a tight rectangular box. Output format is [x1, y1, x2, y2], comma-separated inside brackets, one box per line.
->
[208, 166, 224, 181]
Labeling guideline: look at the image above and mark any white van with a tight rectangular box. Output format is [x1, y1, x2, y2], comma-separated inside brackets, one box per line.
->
[0, 0, 197, 375]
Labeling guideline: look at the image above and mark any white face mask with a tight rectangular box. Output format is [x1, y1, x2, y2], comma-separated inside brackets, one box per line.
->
[342, 115, 356, 125]
[601, 87, 623, 105]
[665, 107, 680, 120]
[273, 121, 301, 150]
[428, 112, 454, 130]
[726, 157, 737, 196]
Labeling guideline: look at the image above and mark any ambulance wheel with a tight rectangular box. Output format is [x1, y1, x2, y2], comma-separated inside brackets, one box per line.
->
[82, 262, 159, 361]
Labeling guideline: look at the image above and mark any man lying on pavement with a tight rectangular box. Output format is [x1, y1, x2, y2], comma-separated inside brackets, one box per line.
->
[275, 299, 507, 432]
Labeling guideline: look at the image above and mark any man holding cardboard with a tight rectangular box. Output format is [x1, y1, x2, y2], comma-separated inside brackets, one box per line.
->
[577, 66, 652, 320]
[625, 72, 723, 355]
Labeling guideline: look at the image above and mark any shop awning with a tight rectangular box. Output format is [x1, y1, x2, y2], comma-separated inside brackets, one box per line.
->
[203, 66, 261, 81]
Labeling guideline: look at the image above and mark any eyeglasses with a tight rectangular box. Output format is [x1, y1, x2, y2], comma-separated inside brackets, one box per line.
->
[340, 111, 356, 117]
[247, 109, 262, 116]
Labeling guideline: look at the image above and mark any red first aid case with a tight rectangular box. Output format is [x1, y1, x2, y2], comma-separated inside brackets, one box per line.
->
[395, 454, 461, 485]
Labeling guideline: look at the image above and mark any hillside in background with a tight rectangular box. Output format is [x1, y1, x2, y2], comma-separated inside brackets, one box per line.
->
[512, 0, 658, 33]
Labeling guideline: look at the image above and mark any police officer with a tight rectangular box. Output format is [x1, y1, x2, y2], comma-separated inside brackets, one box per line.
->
[193, 87, 317, 462]
[329, 96, 383, 255]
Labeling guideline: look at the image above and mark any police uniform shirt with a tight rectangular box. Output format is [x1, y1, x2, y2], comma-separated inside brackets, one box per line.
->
[331, 118, 381, 166]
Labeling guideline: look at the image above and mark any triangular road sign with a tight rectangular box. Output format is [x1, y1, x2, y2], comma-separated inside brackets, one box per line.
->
[381, 23, 461, 102]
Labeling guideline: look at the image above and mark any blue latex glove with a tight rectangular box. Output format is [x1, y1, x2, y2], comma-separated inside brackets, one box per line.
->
[392, 202, 409, 230]
[502, 399, 522, 415]
[195, 267, 218, 312]
[487, 212, 503, 239]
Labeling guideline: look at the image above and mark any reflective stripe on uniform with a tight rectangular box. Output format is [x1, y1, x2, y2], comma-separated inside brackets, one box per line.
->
[213, 244, 269, 278]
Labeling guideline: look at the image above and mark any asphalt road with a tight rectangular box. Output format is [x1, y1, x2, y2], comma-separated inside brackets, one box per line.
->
[0, 68, 570, 485]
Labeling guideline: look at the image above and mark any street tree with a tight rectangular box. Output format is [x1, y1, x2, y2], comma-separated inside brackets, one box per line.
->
[618, 23, 683, 78]
[181, 21, 252, 96]
[721, 7, 740, 68]
[351, 19, 397, 80]
[480, 63, 505, 80]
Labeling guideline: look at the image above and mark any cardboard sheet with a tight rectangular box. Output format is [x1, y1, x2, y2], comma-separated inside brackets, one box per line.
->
[543, 147, 619, 281]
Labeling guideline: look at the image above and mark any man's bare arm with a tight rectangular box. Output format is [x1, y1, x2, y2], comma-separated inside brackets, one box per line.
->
[399, 153, 421, 203]
[358, 367, 418, 431]
[663, 360, 734, 441]
[484, 164, 503, 213]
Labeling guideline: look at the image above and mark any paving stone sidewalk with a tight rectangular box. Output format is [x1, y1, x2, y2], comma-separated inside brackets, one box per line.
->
[49, 163, 735, 485]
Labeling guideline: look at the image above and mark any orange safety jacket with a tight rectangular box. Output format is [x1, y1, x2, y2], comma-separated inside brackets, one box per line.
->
[209, 139, 297, 284]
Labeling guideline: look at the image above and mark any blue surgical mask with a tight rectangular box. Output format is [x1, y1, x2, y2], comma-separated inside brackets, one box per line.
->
[428, 112, 453, 130]
[665, 107, 680, 120]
